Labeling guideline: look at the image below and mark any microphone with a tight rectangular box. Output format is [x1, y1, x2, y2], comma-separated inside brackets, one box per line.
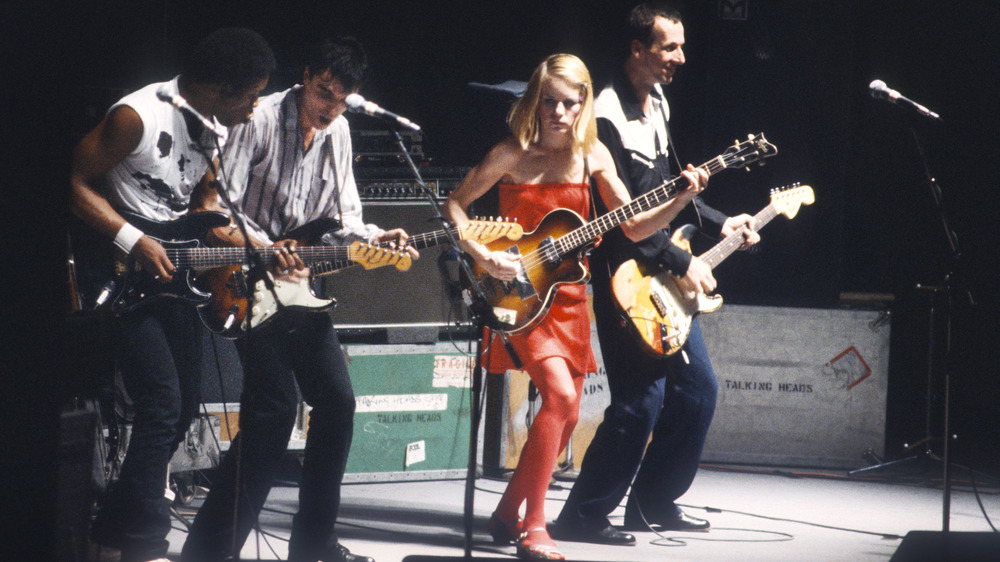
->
[156, 86, 223, 135]
[868, 79, 941, 121]
[345, 93, 421, 131]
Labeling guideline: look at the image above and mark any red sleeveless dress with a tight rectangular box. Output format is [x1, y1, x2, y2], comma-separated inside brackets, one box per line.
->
[482, 182, 598, 375]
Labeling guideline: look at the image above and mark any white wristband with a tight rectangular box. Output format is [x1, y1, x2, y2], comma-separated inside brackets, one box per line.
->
[113, 222, 145, 254]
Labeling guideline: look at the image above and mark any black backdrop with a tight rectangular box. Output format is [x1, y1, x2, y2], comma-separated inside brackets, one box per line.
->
[45, 1, 1000, 305]
[5, 1, 999, 558]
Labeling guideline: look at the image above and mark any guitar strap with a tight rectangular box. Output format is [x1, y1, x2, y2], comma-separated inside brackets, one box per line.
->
[584, 150, 596, 222]
[656, 85, 704, 231]
[323, 134, 346, 238]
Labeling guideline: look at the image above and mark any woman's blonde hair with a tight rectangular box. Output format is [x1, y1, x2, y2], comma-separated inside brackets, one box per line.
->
[508, 53, 597, 151]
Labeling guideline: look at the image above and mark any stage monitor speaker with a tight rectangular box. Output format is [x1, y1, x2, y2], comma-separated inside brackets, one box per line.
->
[890, 531, 1000, 561]
[319, 200, 467, 336]
[401, 558, 632, 562]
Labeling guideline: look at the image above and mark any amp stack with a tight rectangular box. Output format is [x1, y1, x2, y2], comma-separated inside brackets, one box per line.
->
[320, 128, 473, 341]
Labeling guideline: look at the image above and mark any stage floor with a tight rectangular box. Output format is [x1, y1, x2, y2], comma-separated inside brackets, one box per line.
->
[124, 462, 1000, 562]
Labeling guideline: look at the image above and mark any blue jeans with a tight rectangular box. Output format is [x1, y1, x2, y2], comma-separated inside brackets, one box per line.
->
[557, 286, 718, 530]
[91, 301, 204, 562]
[182, 310, 356, 562]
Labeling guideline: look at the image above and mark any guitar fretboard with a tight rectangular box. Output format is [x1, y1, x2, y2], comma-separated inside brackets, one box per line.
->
[701, 204, 778, 269]
[166, 245, 354, 270]
[400, 226, 458, 250]
[701, 184, 812, 269]
[554, 151, 743, 256]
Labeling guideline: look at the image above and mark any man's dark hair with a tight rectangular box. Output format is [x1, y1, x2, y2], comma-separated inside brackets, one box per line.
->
[627, 2, 683, 47]
[303, 37, 368, 92]
[186, 27, 276, 92]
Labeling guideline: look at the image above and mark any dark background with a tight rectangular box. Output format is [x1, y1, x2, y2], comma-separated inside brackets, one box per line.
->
[5, 1, 999, 558]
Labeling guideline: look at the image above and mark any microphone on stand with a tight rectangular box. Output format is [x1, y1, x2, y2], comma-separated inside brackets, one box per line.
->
[156, 86, 223, 135]
[868, 79, 941, 121]
[345, 93, 421, 131]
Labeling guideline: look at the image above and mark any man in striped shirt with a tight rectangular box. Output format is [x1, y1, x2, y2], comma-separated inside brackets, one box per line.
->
[183, 37, 415, 562]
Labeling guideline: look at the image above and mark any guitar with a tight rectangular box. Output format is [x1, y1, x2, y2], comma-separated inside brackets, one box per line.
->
[469, 133, 778, 334]
[78, 210, 411, 315]
[612, 183, 814, 356]
[198, 218, 525, 336]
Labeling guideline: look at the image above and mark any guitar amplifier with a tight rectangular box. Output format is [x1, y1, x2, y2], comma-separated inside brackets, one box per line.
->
[355, 166, 471, 200]
[349, 127, 424, 165]
[318, 199, 470, 340]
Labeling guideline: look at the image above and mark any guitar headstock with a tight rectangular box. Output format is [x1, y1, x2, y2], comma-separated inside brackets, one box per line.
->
[461, 218, 525, 244]
[348, 242, 413, 271]
[722, 133, 778, 171]
[769, 183, 815, 218]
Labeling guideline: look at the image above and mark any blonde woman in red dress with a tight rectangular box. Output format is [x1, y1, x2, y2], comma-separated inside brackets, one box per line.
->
[445, 53, 707, 560]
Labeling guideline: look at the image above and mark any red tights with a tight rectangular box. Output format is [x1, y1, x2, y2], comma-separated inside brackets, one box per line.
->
[493, 356, 584, 532]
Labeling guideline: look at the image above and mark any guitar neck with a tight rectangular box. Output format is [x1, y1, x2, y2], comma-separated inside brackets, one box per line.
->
[310, 256, 356, 277]
[554, 153, 734, 255]
[166, 245, 353, 270]
[700, 204, 778, 269]
[398, 227, 455, 251]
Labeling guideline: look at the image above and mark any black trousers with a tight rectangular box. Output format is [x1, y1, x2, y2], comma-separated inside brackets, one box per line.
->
[183, 310, 356, 562]
[91, 301, 204, 562]
[557, 283, 718, 530]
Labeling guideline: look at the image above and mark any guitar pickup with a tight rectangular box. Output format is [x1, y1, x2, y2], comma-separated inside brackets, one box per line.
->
[650, 291, 667, 318]
[538, 237, 561, 265]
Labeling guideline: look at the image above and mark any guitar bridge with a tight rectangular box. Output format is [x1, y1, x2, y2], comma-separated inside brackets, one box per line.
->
[228, 268, 249, 298]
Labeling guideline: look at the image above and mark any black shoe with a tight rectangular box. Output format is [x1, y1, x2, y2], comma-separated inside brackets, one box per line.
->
[549, 522, 636, 546]
[316, 543, 374, 562]
[623, 508, 710, 532]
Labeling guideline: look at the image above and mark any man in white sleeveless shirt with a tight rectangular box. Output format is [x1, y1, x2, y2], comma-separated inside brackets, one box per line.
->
[70, 28, 277, 562]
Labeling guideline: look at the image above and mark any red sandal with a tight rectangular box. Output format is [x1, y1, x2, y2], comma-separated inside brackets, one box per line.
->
[515, 527, 565, 560]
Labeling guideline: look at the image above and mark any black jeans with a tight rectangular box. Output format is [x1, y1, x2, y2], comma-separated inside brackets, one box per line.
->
[557, 288, 718, 530]
[183, 310, 356, 562]
[91, 301, 204, 562]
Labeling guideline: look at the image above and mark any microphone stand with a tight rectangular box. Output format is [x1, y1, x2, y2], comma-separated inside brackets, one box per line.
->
[195, 129, 278, 560]
[909, 127, 975, 533]
[390, 129, 523, 558]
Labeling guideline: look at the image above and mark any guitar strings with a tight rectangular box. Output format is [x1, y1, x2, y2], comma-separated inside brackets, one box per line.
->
[168, 221, 518, 273]
[511, 150, 749, 277]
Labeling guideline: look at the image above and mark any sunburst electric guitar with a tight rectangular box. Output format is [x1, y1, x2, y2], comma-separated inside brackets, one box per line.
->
[197, 218, 524, 336]
[77, 211, 410, 318]
[469, 133, 778, 334]
[612, 183, 814, 356]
